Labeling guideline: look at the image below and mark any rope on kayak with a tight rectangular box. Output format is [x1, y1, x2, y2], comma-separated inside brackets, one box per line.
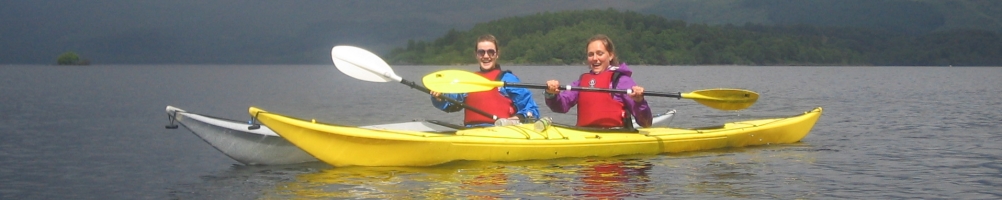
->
[247, 111, 263, 130]
[164, 110, 180, 129]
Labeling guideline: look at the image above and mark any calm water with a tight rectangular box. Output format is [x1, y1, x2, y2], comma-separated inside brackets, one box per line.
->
[1, 64, 1000, 199]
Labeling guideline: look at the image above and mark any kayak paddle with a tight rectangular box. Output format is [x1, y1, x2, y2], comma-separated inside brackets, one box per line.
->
[422, 69, 758, 111]
[330, 46, 505, 120]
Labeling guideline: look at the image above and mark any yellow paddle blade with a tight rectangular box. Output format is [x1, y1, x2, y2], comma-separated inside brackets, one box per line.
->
[421, 70, 504, 93]
[681, 89, 759, 110]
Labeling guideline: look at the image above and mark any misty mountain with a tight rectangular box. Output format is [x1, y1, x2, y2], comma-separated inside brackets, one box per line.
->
[2, 0, 999, 64]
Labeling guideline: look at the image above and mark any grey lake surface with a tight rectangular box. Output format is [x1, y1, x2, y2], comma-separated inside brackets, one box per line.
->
[1, 64, 999, 199]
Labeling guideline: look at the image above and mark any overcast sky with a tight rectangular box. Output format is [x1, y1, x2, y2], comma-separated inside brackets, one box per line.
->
[1, 0, 651, 64]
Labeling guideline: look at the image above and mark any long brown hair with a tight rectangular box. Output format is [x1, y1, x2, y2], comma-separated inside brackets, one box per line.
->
[587, 34, 618, 66]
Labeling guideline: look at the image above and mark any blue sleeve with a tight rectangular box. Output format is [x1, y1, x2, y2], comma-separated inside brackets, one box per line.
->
[499, 73, 541, 119]
[430, 93, 466, 113]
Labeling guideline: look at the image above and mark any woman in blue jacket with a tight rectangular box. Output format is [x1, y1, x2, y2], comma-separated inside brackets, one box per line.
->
[430, 34, 540, 127]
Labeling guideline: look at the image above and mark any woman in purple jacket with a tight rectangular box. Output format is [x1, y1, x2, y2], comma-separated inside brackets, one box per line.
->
[543, 34, 653, 129]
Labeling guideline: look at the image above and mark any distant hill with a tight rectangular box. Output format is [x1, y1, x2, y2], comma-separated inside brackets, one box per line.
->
[388, 9, 1002, 66]
[640, 0, 1002, 35]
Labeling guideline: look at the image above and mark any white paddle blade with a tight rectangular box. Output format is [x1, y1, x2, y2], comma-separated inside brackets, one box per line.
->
[331, 46, 396, 82]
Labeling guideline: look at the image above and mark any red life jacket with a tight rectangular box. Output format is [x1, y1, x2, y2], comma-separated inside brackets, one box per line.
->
[576, 70, 625, 127]
[464, 69, 515, 125]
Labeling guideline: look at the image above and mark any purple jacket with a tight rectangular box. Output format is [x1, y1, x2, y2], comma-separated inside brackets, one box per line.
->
[544, 63, 653, 128]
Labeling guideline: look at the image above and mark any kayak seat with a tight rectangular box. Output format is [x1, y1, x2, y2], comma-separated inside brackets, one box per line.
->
[550, 123, 640, 133]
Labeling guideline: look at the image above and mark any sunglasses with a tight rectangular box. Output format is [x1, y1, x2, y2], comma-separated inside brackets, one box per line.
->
[476, 49, 497, 57]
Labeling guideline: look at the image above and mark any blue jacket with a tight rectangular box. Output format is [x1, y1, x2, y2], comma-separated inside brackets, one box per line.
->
[431, 71, 541, 127]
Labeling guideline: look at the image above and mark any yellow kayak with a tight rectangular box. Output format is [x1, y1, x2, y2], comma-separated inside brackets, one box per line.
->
[249, 107, 822, 167]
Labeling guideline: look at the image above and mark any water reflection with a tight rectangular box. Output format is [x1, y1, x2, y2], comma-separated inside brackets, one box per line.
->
[576, 159, 654, 199]
[266, 157, 659, 199]
[166, 162, 329, 199]
[458, 165, 510, 199]
[270, 162, 508, 199]
[257, 145, 820, 199]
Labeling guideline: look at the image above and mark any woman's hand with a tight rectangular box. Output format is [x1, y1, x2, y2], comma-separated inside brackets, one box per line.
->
[545, 80, 560, 94]
[430, 91, 442, 101]
[630, 86, 645, 102]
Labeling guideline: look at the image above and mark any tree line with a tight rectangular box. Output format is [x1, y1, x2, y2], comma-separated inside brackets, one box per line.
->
[387, 9, 1001, 66]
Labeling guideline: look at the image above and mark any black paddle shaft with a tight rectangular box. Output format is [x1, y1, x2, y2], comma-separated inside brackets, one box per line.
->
[400, 79, 501, 120]
[504, 83, 683, 99]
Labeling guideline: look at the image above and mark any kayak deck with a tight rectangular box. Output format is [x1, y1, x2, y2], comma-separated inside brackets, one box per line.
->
[250, 107, 822, 167]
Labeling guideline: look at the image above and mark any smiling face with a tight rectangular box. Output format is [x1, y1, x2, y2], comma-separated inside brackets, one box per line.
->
[475, 41, 499, 70]
[586, 40, 615, 73]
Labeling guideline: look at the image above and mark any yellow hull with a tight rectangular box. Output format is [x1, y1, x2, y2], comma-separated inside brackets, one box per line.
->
[250, 107, 822, 167]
